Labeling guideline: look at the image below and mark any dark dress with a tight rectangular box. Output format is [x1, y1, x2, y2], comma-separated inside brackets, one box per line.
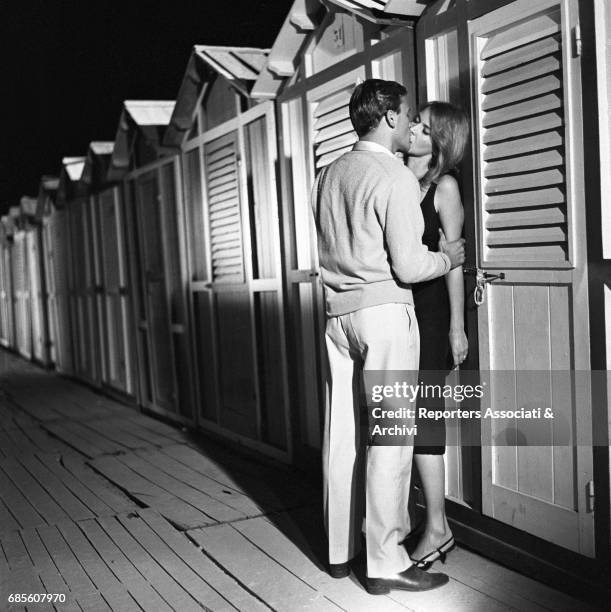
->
[412, 183, 452, 455]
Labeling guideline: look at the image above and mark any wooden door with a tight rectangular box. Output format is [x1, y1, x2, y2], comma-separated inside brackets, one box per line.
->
[26, 229, 48, 364]
[134, 168, 178, 414]
[98, 187, 135, 396]
[48, 209, 73, 373]
[12, 231, 31, 359]
[469, 0, 594, 555]
[185, 101, 290, 457]
[0, 243, 14, 348]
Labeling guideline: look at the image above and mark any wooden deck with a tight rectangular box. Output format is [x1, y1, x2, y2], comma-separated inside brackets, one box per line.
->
[0, 351, 600, 611]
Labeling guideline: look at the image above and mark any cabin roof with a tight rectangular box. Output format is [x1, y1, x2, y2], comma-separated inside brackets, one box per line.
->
[124, 100, 175, 126]
[164, 46, 269, 147]
[62, 157, 87, 182]
[40, 175, 59, 192]
[82, 141, 114, 186]
[89, 141, 115, 156]
[251, 0, 320, 99]
[325, 0, 428, 22]
[108, 101, 175, 181]
[251, 0, 431, 98]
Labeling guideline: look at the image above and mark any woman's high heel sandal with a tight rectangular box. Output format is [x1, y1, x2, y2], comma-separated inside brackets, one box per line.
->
[412, 536, 455, 570]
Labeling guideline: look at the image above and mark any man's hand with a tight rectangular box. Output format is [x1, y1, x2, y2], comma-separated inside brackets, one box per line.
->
[438, 229, 465, 269]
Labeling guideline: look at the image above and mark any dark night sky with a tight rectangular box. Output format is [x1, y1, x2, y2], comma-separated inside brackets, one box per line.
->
[1, 1, 291, 214]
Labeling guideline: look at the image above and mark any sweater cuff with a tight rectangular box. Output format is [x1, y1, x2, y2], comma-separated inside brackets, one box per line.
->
[440, 252, 452, 273]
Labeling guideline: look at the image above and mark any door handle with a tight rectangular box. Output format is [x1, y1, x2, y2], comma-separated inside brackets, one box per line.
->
[463, 267, 505, 306]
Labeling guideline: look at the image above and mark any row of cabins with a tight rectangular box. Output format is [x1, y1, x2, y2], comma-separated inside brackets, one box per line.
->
[0, 0, 609, 598]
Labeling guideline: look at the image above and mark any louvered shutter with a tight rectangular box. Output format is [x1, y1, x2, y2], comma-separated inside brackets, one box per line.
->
[204, 133, 244, 283]
[477, 9, 568, 264]
[312, 85, 357, 170]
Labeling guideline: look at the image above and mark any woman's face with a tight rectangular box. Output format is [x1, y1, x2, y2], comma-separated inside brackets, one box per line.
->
[409, 108, 433, 157]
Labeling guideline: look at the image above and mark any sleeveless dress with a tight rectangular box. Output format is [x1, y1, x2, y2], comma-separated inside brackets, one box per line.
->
[412, 183, 452, 454]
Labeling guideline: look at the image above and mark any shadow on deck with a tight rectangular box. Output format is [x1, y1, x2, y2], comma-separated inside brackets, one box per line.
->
[0, 351, 600, 611]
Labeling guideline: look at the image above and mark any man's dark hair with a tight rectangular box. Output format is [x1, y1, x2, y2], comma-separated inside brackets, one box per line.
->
[349, 79, 407, 137]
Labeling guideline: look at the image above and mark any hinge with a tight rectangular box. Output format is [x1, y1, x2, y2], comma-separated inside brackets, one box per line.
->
[573, 23, 582, 57]
[586, 480, 594, 513]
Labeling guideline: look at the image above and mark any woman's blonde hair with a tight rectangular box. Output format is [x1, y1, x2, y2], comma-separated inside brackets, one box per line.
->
[420, 101, 470, 186]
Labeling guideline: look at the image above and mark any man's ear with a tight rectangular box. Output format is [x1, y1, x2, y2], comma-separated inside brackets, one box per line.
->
[384, 109, 396, 129]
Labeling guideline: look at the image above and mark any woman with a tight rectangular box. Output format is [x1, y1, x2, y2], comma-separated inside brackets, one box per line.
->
[407, 101, 470, 568]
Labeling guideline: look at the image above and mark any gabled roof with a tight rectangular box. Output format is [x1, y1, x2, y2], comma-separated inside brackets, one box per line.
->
[325, 0, 428, 23]
[57, 157, 87, 206]
[251, 0, 320, 99]
[108, 100, 175, 181]
[36, 175, 59, 218]
[164, 46, 269, 147]
[251, 0, 430, 98]
[62, 157, 86, 182]
[82, 141, 114, 186]
[20, 196, 38, 217]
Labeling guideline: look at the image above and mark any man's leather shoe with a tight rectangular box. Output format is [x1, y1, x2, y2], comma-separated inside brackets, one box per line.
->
[366, 564, 449, 595]
[329, 562, 351, 578]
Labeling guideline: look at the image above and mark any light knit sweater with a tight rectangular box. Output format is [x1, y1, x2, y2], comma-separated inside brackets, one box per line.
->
[312, 142, 451, 316]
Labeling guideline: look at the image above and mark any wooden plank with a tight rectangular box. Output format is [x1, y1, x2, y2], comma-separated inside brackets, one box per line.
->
[17, 425, 77, 454]
[0, 431, 24, 458]
[0, 458, 69, 525]
[97, 417, 171, 449]
[15, 455, 94, 522]
[139, 508, 268, 612]
[484, 131, 562, 162]
[483, 93, 561, 128]
[1, 530, 33, 571]
[76, 592, 113, 612]
[190, 523, 341, 611]
[482, 55, 561, 94]
[117, 453, 240, 523]
[481, 12, 560, 60]
[483, 112, 562, 144]
[42, 422, 107, 457]
[0, 497, 20, 535]
[133, 449, 260, 518]
[440, 546, 592, 612]
[35, 524, 96, 597]
[44, 421, 128, 457]
[116, 513, 237, 611]
[37, 453, 121, 517]
[79, 419, 153, 451]
[482, 35, 560, 77]
[232, 511, 409, 612]
[97, 515, 203, 612]
[57, 520, 141, 612]
[485, 150, 563, 177]
[0, 466, 46, 530]
[120, 413, 188, 444]
[90, 455, 213, 529]
[160, 443, 315, 510]
[485, 170, 564, 194]
[1, 567, 54, 612]
[78, 518, 173, 612]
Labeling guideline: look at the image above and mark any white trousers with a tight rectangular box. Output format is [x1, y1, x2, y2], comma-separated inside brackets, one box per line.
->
[322, 303, 419, 578]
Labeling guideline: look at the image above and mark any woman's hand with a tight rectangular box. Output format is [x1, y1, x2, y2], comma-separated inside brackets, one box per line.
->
[449, 328, 468, 366]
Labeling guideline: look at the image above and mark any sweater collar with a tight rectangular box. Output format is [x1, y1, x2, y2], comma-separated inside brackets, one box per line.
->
[352, 140, 396, 158]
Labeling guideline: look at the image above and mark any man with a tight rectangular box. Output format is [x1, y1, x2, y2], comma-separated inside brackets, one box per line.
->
[312, 79, 465, 595]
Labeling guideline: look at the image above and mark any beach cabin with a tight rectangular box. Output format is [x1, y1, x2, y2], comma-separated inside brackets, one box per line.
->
[57, 156, 101, 385]
[8, 205, 32, 360]
[108, 100, 195, 422]
[39, 175, 74, 374]
[83, 142, 138, 401]
[19, 195, 51, 366]
[253, 0, 609, 592]
[165, 45, 291, 459]
[0, 216, 15, 350]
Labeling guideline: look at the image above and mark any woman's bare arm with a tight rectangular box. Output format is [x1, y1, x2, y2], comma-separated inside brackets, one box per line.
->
[436, 175, 468, 366]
